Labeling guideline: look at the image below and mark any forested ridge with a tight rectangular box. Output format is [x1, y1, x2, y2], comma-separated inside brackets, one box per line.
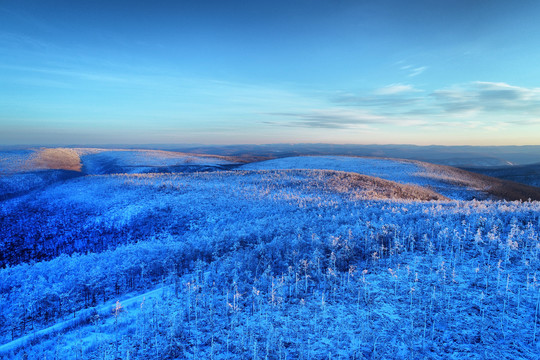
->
[0, 164, 539, 359]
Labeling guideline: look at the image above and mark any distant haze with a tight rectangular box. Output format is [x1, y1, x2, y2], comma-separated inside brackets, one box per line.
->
[94, 143, 536, 167]
[2, 1, 540, 145]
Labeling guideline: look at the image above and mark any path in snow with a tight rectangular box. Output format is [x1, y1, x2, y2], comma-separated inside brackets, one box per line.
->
[0, 285, 168, 355]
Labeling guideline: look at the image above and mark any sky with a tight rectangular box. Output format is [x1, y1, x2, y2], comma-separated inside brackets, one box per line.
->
[1, 0, 540, 146]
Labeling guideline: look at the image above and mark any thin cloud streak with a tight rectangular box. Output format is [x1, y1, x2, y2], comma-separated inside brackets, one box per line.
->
[409, 66, 426, 77]
[374, 84, 419, 95]
[266, 109, 430, 129]
[399, 63, 427, 77]
[266, 109, 388, 129]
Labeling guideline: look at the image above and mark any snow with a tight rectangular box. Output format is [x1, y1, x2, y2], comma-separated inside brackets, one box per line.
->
[0, 285, 168, 356]
[0, 149, 35, 174]
[0, 147, 241, 201]
[80, 149, 238, 174]
[1, 153, 540, 359]
[0, 147, 239, 176]
[241, 156, 485, 200]
[241, 156, 424, 183]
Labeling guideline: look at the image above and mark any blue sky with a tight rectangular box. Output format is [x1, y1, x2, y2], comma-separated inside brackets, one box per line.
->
[1, 0, 540, 145]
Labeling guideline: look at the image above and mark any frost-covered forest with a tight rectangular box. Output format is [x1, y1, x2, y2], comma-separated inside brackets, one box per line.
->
[1, 152, 540, 359]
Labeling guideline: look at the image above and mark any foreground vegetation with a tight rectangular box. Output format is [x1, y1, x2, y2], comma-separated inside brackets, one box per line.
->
[1, 169, 539, 359]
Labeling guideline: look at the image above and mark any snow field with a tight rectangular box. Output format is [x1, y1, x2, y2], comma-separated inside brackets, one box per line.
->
[240, 156, 486, 200]
[1, 169, 539, 358]
[79, 149, 239, 175]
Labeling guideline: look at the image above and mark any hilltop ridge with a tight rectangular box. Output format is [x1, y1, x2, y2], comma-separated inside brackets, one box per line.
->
[1, 148, 539, 202]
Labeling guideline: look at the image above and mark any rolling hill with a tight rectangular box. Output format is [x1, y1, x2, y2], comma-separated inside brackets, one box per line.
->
[168, 143, 540, 167]
[241, 155, 540, 201]
[0, 148, 242, 200]
[1, 148, 540, 359]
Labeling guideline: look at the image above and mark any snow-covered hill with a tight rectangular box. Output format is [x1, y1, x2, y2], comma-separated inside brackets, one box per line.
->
[0, 169, 448, 265]
[78, 149, 239, 175]
[0, 147, 240, 175]
[0, 148, 242, 200]
[0, 149, 35, 174]
[2, 150, 540, 359]
[241, 155, 540, 201]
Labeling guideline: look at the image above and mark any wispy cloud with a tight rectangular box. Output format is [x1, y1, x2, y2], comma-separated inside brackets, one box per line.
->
[374, 84, 419, 95]
[431, 82, 540, 118]
[408, 66, 426, 77]
[270, 81, 540, 132]
[337, 81, 540, 119]
[334, 84, 422, 110]
[399, 63, 427, 77]
[265, 108, 432, 129]
[266, 109, 389, 129]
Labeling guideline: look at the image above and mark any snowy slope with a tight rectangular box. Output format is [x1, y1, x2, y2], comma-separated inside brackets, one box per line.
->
[3, 151, 540, 359]
[0, 150, 35, 174]
[2, 169, 540, 359]
[1, 147, 240, 175]
[0, 148, 242, 200]
[240, 156, 481, 200]
[0, 285, 168, 356]
[241, 156, 422, 182]
[240, 155, 540, 201]
[79, 149, 240, 175]
[0, 148, 83, 174]
[0, 148, 83, 200]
